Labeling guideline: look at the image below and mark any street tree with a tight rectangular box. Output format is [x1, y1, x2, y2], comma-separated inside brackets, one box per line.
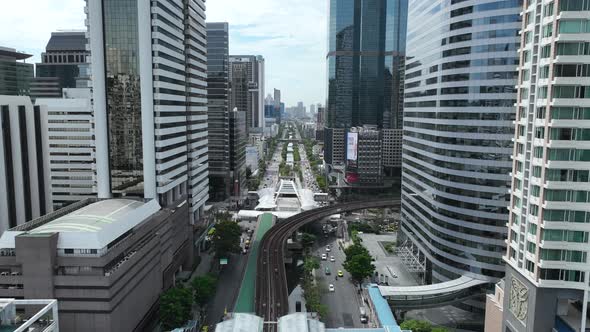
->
[344, 243, 369, 262]
[211, 221, 242, 258]
[191, 274, 218, 306]
[159, 285, 193, 330]
[343, 251, 375, 284]
[300, 233, 316, 251]
[399, 320, 439, 332]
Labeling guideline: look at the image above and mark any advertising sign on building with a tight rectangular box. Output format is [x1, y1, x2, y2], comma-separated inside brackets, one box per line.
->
[347, 132, 358, 161]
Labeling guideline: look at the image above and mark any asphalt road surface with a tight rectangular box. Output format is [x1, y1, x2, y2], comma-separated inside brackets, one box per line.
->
[314, 236, 367, 329]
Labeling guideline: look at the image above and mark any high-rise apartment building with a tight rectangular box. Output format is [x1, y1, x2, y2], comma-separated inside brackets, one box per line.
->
[37, 88, 95, 209]
[274, 88, 282, 122]
[230, 108, 247, 199]
[324, 0, 407, 189]
[0, 47, 33, 96]
[30, 31, 89, 100]
[400, 0, 522, 301]
[0, 96, 52, 233]
[502, 1, 590, 331]
[86, 0, 209, 223]
[229, 55, 265, 132]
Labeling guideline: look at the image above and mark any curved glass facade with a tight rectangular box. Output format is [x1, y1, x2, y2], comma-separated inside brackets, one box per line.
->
[400, 0, 522, 284]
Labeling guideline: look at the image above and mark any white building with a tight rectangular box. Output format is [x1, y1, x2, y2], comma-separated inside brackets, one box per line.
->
[502, 1, 590, 332]
[86, 0, 209, 223]
[37, 88, 95, 209]
[0, 96, 52, 234]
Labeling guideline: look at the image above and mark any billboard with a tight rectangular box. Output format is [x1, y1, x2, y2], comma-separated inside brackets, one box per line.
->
[347, 132, 358, 161]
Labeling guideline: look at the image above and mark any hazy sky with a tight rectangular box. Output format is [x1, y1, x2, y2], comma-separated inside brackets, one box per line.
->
[0, 0, 327, 107]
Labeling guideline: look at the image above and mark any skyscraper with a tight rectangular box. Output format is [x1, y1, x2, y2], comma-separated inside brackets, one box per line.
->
[0, 47, 33, 96]
[229, 55, 265, 132]
[400, 0, 521, 299]
[0, 96, 52, 233]
[502, 1, 590, 331]
[30, 31, 89, 100]
[87, 0, 209, 223]
[324, 0, 407, 185]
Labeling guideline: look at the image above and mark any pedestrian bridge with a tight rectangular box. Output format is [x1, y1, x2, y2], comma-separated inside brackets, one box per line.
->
[377, 276, 489, 310]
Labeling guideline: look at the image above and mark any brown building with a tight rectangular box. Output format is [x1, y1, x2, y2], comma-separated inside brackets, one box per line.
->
[0, 198, 194, 332]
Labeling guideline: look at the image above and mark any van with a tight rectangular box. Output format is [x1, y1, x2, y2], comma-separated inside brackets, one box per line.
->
[360, 307, 368, 323]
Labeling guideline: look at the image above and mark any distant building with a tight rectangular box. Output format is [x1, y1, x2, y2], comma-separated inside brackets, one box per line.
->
[274, 89, 282, 123]
[36, 88, 95, 209]
[0, 95, 52, 234]
[230, 109, 247, 200]
[30, 31, 89, 100]
[229, 55, 265, 132]
[345, 126, 382, 186]
[0, 47, 33, 96]
[0, 198, 194, 332]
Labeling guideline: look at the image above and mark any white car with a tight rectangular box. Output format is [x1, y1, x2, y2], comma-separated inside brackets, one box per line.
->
[330, 256, 335, 262]
[326, 246, 331, 252]
[321, 254, 327, 260]
[329, 284, 335, 292]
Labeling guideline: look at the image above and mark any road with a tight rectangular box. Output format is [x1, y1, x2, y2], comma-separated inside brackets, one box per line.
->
[315, 235, 365, 328]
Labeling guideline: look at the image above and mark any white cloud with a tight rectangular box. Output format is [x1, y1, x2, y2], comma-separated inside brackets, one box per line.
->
[207, 0, 327, 107]
[0, 0, 327, 107]
[0, 0, 85, 62]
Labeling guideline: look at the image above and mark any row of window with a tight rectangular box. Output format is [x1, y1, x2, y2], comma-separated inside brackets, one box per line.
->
[543, 229, 588, 243]
[539, 86, 590, 99]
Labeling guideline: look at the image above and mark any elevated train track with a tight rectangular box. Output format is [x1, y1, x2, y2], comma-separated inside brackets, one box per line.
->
[255, 199, 400, 331]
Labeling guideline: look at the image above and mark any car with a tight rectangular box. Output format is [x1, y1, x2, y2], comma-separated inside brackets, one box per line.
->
[242, 248, 248, 255]
[321, 254, 327, 260]
[325, 246, 331, 252]
[325, 267, 331, 275]
[330, 256, 335, 262]
[337, 270, 344, 277]
[328, 284, 335, 292]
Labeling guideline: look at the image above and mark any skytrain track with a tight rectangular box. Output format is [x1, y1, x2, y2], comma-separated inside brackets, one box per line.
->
[255, 199, 401, 331]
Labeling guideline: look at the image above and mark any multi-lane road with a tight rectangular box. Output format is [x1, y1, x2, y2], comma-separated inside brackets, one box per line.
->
[255, 199, 400, 331]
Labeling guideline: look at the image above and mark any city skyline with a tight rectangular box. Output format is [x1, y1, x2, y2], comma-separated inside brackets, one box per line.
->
[0, 0, 328, 107]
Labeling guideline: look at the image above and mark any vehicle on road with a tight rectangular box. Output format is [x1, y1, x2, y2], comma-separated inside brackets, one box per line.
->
[337, 270, 344, 277]
[321, 254, 327, 260]
[328, 284, 335, 292]
[326, 246, 331, 252]
[360, 307, 368, 323]
[330, 256, 335, 262]
[325, 266, 331, 275]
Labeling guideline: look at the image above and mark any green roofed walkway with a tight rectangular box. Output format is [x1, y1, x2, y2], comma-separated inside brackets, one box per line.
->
[234, 213, 275, 313]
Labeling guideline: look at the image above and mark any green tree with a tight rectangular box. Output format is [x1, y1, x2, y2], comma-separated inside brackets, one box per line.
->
[343, 251, 375, 284]
[211, 221, 242, 258]
[191, 274, 218, 306]
[303, 255, 320, 277]
[344, 243, 369, 261]
[159, 286, 193, 330]
[399, 320, 433, 332]
[300, 233, 317, 251]
[432, 327, 449, 332]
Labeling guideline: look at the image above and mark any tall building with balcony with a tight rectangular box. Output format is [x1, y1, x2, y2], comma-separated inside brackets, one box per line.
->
[229, 55, 265, 133]
[399, 0, 522, 309]
[502, 1, 590, 331]
[324, 0, 408, 189]
[86, 0, 209, 223]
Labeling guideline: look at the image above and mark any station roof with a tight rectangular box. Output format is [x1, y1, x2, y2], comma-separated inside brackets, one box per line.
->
[278, 313, 325, 332]
[215, 313, 263, 332]
[368, 285, 401, 332]
[0, 199, 161, 250]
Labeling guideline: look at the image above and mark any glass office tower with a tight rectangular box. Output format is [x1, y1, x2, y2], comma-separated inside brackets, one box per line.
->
[325, 0, 407, 165]
[87, 0, 209, 222]
[400, 0, 522, 296]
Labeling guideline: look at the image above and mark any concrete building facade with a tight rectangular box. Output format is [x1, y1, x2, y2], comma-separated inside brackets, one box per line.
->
[0, 96, 52, 233]
[0, 198, 194, 332]
[229, 55, 265, 132]
[502, 1, 590, 331]
[0, 47, 33, 96]
[86, 0, 209, 222]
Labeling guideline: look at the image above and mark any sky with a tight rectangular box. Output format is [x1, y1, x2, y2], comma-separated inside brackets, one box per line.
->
[0, 0, 327, 108]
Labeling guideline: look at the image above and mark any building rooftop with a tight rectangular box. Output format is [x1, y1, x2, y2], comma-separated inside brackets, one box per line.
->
[278, 313, 325, 332]
[368, 285, 401, 332]
[215, 313, 263, 332]
[0, 199, 161, 250]
[0, 47, 32, 60]
[45, 31, 87, 52]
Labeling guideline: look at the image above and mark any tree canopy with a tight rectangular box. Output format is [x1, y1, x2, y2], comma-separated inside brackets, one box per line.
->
[399, 320, 449, 332]
[342, 251, 375, 284]
[211, 221, 242, 258]
[159, 286, 193, 330]
[191, 274, 218, 306]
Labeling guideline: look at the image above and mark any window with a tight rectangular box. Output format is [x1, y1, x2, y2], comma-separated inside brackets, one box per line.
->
[551, 107, 590, 120]
[532, 166, 542, 178]
[527, 242, 536, 254]
[64, 249, 74, 254]
[542, 25, 553, 38]
[531, 185, 541, 197]
[528, 223, 537, 235]
[540, 66, 550, 79]
[557, 42, 590, 56]
[559, 0, 590, 11]
[541, 45, 551, 58]
[559, 20, 590, 34]
[534, 147, 544, 158]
